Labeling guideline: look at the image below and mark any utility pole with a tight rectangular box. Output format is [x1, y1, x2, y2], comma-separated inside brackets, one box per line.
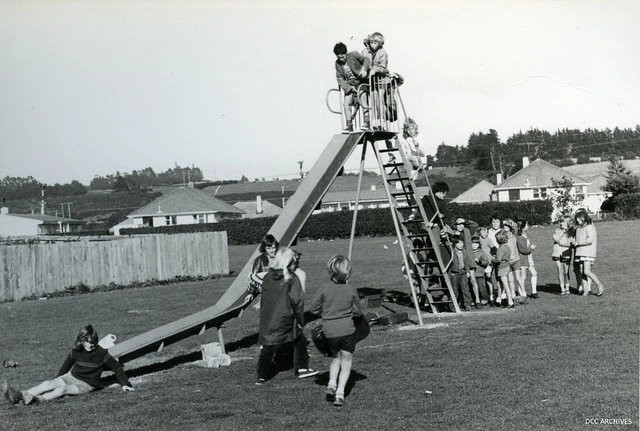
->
[298, 161, 304, 179]
[40, 184, 46, 215]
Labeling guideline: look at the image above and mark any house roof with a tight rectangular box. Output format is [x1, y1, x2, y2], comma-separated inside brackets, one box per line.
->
[452, 180, 494, 203]
[3, 213, 84, 224]
[233, 200, 282, 218]
[495, 159, 589, 190]
[128, 187, 245, 217]
[563, 159, 640, 177]
[322, 186, 431, 203]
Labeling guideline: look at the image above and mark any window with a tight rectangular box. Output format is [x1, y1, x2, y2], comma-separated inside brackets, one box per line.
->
[533, 188, 547, 199]
[508, 189, 520, 201]
[165, 216, 177, 226]
[198, 214, 205, 224]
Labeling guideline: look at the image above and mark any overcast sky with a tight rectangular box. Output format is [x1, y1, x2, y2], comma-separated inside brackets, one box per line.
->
[1, 0, 638, 185]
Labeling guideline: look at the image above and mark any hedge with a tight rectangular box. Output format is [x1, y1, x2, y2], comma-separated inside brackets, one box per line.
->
[120, 200, 552, 244]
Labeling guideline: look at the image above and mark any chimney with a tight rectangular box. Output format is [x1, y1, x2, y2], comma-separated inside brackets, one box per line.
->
[522, 156, 530, 168]
[496, 173, 503, 185]
[256, 195, 263, 214]
[1, 207, 8, 215]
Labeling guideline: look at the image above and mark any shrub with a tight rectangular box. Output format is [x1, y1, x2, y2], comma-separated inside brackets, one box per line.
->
[121, 199, 552, 244]
[612, 193, 640, 218]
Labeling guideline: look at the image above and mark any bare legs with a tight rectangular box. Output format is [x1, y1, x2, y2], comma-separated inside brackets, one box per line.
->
[581, 261, 604, 295]
[328, 350, 353, 401]
[22, 377, 84, 403]
[556, 260, 569, 293]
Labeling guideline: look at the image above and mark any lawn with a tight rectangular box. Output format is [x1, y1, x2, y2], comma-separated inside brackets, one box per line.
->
[1, 221, 638, 430]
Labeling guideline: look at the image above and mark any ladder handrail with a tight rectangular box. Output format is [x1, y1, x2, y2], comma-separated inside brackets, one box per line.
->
[325, 88, 343, 115]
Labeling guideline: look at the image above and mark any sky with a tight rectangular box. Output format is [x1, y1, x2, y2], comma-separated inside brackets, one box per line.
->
[1, 0, 639, 186]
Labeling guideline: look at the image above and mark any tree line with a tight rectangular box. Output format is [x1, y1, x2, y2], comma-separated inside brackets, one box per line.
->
[434, 125, 640, 177]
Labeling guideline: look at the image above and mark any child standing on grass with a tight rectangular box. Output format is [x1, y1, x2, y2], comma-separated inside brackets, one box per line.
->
[308, 255, 362, 407]
[478, 227, 496, 305]
[449, 235, 474, 311]
[517, 220, 538, 299]
[571, 209, 605, 297]
[2, 324, 133, 406]
[492, 231, 514, 309]
[256, 248, 306, 385]
[471, 236, 491, 306]
[503, 220, 526, 299]
[552, 215, 573, 295]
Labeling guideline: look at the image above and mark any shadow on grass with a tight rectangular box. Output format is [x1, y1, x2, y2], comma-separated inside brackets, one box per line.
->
[101, 332, 261, 383]
[313, 370, 367, 397]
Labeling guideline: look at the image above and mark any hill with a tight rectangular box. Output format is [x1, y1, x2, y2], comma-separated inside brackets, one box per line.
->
[1, 165, 494, 230]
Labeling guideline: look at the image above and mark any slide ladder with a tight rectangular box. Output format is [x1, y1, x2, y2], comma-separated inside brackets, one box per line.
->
[371, 137, 460, 315]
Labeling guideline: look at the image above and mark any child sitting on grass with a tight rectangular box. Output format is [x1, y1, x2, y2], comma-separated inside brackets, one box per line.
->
[308, 255, 362, 407]
[2, 324, 133, 405]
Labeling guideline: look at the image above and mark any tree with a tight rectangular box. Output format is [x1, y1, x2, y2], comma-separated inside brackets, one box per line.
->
[548, 176, 583, 221]
[240, 175, 249, 183]
[602, 157, 640, 196]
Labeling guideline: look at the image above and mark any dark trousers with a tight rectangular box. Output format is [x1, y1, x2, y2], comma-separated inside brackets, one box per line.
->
[450, 272, 472, 307]
[257, 335, 309, 379]
[477, 276, 489, 301]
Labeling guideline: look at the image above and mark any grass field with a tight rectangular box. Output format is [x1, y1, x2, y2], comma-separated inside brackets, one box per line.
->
[1, 221, 638, 430]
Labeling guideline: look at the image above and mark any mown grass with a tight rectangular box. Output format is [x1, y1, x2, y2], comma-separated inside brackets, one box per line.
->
[0, 221, 638, 430]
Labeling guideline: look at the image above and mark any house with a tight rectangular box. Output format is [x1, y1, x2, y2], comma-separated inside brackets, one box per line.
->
[233, 195, 282, 219]
[0, 207, 85, 237]
[451, 180, 494, 204]
[316, 184, 432, 213]
[491, 158, 590, 203]
[114, 187, 244, 235]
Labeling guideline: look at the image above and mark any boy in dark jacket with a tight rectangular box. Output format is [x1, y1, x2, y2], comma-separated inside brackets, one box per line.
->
[334, 42, 370, 131]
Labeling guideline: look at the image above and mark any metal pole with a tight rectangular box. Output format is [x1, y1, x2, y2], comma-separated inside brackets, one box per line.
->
[348, 142, 368, 260]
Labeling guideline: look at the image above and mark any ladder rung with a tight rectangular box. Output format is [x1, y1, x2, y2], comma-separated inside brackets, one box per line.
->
[383, 162, 404, 168]
[431, 300, 454, 304]
[386, 176, 410, 182]
[426, 287, 450, 291]
[412, 247, 434, 252]
[377, 148, 398, 153]
[390, 191, 411, 197]
[401, 219, 423, 224]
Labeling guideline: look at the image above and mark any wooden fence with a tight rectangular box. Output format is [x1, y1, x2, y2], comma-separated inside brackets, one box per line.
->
[0, 232, 228, 302]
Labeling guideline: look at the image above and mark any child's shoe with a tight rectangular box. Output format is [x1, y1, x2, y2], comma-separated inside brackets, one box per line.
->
[325, 386, 336, 402]
[529, 293, 538, 299]
[342, 124, 354, 133]
[255, 378, 266, 386]
[23, 393, 34, 405]
[333, 394, 345, 407]
[4, 385, 23, 405]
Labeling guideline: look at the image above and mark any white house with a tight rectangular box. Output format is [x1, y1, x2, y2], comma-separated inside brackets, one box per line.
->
[113, 187, 244, 235]
[451, 180, 495, 204]
[0, 207, 85, 237]
[233, 195, 282, 219]
[491, 158, 590, 203]
[316, 184, 432, 213]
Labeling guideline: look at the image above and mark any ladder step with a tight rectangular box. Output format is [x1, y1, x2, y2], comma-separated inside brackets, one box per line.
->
[412, 247, 435, 252]
[377, 148, 398, 153]
[425, 287, 450, 291]
[386, 176, 410, 182]
[401, 219, 423, 224]
[431, 300, 454, 304]
[383, 162, 404, 168]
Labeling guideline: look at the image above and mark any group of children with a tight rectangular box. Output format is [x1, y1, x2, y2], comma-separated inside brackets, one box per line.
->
[418, 206, 604, 312]
[334, 31, 401, 132]
[249, 235, 363, 407]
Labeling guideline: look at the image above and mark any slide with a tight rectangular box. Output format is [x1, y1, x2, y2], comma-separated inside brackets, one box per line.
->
[110, 132, 367, 363]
